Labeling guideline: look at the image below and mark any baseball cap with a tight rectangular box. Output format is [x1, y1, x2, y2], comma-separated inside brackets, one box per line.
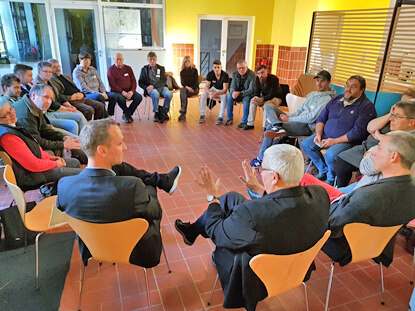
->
[314, 70, 331, 81]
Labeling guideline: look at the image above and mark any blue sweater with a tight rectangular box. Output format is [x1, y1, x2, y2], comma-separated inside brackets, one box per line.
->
[317, 94, 376, 143]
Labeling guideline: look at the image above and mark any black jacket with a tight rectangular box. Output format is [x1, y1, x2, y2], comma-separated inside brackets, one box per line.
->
[57, 168, 163, 268]
[138, 64, 167, 96]
[254, 74, 283, 101]
[205, 185, 330, 310]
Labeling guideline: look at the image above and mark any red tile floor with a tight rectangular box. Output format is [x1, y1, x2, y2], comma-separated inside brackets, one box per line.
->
[2, 96, 414, 310]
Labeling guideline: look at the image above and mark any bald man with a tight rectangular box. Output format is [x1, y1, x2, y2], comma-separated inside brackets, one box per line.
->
[107, 52, 142, 123]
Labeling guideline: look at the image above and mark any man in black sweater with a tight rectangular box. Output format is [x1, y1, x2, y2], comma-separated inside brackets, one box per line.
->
[246, 65, 283, 130]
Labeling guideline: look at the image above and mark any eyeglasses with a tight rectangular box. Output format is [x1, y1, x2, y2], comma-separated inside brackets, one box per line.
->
[258, 167, 276, 173]
[390, 113, 409, 119]
[0, 108, 14, 119]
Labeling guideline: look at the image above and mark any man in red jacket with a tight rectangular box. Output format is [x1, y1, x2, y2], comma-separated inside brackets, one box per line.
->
[107, 53, 142, 123]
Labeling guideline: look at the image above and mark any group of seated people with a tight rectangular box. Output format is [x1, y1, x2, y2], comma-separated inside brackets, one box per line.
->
[1, 53, 415, 311]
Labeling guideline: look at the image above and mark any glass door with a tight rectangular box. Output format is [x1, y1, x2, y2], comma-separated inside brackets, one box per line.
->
[51, 5, 103, 77]
[199, 16, 253, 77]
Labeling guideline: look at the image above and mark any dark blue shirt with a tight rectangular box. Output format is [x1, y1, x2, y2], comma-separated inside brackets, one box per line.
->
[317, 94, 376, 143]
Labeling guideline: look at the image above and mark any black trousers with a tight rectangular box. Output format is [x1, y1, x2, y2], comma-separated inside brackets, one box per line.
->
[335, 157, 359, 187]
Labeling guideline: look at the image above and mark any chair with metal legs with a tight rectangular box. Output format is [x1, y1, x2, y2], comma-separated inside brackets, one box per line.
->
[63, 214, 171, 310]
[207, 230, 332, 309]
[324, 223, 402, 311]
[3, 164, 67, 290]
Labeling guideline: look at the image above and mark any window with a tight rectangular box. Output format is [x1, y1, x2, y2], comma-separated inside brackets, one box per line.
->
[0, 2, 52, 68]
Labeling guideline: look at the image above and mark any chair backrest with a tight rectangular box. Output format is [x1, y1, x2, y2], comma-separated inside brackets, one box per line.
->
[64, 214, 149, 264]
[3, 165, 26, 221]
[0, 151, 13, 166]
[198, 75, 204, 85]
[249, 230, 331, 298]
[166, 71, 173, 77]
[344, 223, 402, 264]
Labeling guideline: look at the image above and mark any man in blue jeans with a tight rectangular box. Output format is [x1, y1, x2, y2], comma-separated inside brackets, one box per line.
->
[301, 75, 376, 185]
[73, 52, 131, 123]
[138, 51, 172, 123]
[225, 60, 256, 127]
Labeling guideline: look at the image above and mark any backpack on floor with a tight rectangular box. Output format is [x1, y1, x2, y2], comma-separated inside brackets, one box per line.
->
[0, 201, 38, 250]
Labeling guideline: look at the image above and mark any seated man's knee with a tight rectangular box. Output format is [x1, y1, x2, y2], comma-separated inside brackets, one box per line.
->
[150, 89, 160, 99]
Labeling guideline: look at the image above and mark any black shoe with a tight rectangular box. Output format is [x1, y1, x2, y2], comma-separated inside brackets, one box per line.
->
[164, 166, 182, 194]
[224, 119, 233, 126]
[175, 219, 198, 246]
[153, 112, 160, 122]
[159, 106, 169, 123]
[122, 114, 132, 123]
[237, 122, 247, 129]
[243, 125, 254, 130]
[315, 173, 327, 181]
[178, 113, 186, 121]
[127, 114, 134, 122]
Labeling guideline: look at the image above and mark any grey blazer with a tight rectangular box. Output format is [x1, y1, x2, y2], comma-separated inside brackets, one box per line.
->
[324, 175, 415, 266]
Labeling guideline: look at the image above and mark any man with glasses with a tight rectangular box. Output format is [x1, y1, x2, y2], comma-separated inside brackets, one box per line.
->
[301, 75, 376, 185]
[174, 144, 329, 310]
[335, 97, 415, 187]
[34, 61, 86, 136]
[225, 60, 256, 127]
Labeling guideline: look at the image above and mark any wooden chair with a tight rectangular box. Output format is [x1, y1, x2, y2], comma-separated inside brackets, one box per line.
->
[406, 220, 415, 284]
[324, 223, 402, 311]
[3, 164, 67, 289]
[64, 214, 170, 310]
[207, 230, 331, 309]
[0, 150, 12, 166]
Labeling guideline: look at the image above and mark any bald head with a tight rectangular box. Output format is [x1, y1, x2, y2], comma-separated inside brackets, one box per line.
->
[113, 53, 124, 68]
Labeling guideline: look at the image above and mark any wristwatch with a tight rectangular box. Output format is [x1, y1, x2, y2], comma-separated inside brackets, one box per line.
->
[207, 194, 220, 202]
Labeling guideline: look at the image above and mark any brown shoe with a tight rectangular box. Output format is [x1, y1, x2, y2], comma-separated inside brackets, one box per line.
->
[264, 127, 287, 139]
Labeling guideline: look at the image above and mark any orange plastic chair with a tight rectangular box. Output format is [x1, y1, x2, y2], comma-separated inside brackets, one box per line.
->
[64, 214, 155, 310]
[324, 223, 402, 311]
[3, 164, 67, 289]
[207, 230, 331, 310]
[0, 151, 12, 166]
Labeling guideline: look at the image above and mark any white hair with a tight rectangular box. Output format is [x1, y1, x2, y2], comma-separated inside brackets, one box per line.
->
[263, 144, 304, 185]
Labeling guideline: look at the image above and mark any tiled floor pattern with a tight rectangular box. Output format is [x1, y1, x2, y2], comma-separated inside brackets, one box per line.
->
[1, 95, 413, 311]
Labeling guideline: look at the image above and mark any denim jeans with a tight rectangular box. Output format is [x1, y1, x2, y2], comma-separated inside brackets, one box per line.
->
[257, 122, 312, 161]
[301, 134, 354, 181]
[226, 93, 251, 123]
[149, 87, 172, 113]
[85, 92, 139, 116]
[46, 111, 86, 135]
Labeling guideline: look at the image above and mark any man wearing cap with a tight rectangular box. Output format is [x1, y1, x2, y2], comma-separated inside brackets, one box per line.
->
[301, 75, 376, 185]
[250, 70, 336, 168]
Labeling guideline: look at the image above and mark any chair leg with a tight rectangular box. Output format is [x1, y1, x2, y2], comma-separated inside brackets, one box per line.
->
[35, 231, 45, 290]
[411, 247, 415, 285]
[144, 268, 151, 310]
[324, 262, 335, 311]
[380, 262, 385, 305]
[207, 274, 219, 306]
[305, 161, 312, 174]
[162, 244, 171, 273]
[78, 265, 86, 311]
[302, 282, 309, 311]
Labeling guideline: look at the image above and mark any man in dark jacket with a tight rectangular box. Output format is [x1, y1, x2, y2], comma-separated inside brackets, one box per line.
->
[48, 58, 107, 121]
[225, 60, 256, 127]
[57, 118, 182, 268]
[245, 65, 283, 130]
[324, 131, 415, 267]
[175, 144, 330, 310]
[138, 51, 172, 123]
[13, 84, 82, 158]
[301, 75, 376, 185]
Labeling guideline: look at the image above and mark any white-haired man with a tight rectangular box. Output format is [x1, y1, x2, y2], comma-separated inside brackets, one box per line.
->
[174, 144, 330, 310]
